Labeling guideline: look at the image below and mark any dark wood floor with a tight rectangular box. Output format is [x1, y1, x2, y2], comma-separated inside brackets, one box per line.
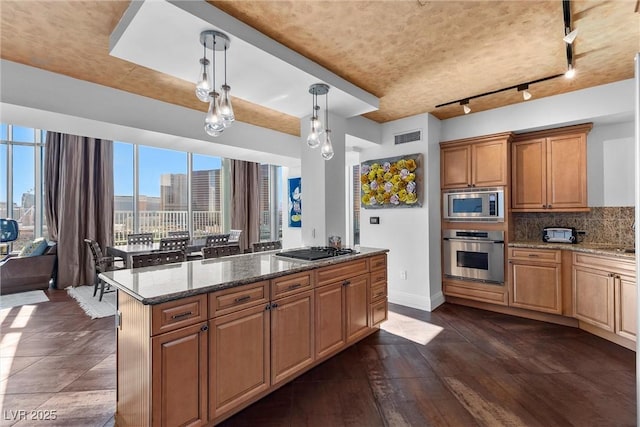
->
[0, 289, 635, 427]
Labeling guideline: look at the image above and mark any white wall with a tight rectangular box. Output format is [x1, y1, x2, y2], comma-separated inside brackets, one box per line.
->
[588, 121, 635, 206]
[358, 113, 442, 311]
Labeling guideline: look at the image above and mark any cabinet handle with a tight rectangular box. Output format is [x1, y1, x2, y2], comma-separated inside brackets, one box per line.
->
[200, 324, 208, 332]
[287, 283, 302, 290]
[548, 204, 552, 208]
[271, 302, 279, 309]
[234, 295, 251, 303]
[527, 254, 539, 257]
[265, 304, 271, 311]
[342, 280, 351, 287]
[608, 273, 614, 277]
[171, 311, 193, 320]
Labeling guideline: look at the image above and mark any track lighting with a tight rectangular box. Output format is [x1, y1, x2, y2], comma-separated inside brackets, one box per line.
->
[460, 100, 471, 114]
[517, 84, 532, 100]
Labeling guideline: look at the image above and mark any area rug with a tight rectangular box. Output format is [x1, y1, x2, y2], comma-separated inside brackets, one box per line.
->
[0, 290, 49, 310]
[67, 285, 116, 319]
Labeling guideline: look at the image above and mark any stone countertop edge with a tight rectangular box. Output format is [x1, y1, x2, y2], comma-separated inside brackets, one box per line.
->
[508, 241, 635, 260]
[99, 247, 389, 305]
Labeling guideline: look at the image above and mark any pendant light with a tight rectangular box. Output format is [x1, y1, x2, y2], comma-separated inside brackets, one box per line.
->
[307, 83, 333, 160]
[197, 30, 234, 137]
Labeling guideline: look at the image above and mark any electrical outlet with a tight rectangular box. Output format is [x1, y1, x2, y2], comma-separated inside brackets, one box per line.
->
[400, 270, 407, 280]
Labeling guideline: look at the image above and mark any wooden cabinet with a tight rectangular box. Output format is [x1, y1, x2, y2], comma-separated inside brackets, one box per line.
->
[573, 252, 635, 340]
[210, 303, 270, 420]
[440, 133, 511, 189]
[511, 123, 592, 212]
[151, 322, 208, 427]
[508, 248, 562, 314]
[369, 254, 388, 327]
[315, 281, 346, 359]
[270, 289, 314, 385]
[345, 273, 370, 343]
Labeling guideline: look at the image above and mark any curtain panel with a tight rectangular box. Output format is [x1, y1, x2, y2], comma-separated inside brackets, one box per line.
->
[44, 132, 114, 288]
[230, 160, 260, 251]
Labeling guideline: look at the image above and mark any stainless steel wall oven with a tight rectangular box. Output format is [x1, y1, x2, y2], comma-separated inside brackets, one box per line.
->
[442, 229, 505, 284]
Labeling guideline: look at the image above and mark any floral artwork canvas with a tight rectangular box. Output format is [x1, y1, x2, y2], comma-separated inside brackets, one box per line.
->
[360, 153, 423, 208]
[288, 177, 302, 227]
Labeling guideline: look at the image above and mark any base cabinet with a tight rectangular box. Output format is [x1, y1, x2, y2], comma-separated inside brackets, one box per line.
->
[508, 248, 562, 314]
[209, 304, 270, 420]
[315, 281, 346, 359]
[345, 274, 370, 343]
[573, 265, 615, 331]
[616, 273, 637, 340]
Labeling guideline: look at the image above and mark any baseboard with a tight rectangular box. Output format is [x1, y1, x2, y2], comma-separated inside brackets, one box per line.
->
[388, 290, 432, 311]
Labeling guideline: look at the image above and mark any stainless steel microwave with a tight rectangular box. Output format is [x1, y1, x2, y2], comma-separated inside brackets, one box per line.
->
[443, 187, 505, 222]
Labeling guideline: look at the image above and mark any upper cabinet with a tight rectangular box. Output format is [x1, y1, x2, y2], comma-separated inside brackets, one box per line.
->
[440, 133, 512, 189]
[511, 123, 592, 212]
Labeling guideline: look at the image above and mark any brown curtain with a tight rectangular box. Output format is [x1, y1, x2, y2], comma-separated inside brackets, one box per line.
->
[230, 160, 260, 251]
[44, 132, 114, 288]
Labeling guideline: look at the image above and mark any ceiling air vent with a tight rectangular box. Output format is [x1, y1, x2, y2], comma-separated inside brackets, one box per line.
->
[394, 129, 422, 145]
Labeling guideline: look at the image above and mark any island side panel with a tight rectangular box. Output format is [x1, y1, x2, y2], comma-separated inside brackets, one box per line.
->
[117, 291, 152, 426]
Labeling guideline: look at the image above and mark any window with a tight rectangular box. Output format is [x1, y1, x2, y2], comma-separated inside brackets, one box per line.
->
[258, 164, 282, 241]
[113, 142, 134, 244]
[192, 154, 223, 238]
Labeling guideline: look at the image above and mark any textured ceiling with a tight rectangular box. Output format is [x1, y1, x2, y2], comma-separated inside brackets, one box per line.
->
[1, 1, 639, 137]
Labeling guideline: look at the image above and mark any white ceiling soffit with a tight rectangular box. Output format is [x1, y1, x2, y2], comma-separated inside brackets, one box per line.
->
[110, 0, 379, 119]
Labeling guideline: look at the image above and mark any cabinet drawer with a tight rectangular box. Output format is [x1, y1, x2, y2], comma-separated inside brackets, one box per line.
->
[573, 252, 635, 275]
[370, 282, 387, 302]
[509, 248, 561, 263]
[210, 281, 269, 318]
[151, 294, 208, 336]
[370, 254, 387, 271]
[370, 268, 387, 287]
[271, 272, 312, 299]
[316, 259, 369, 287]
[370, 298, 388, 326]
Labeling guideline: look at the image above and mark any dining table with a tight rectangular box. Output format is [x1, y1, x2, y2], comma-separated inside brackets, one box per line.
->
[107, 238, 208, 268]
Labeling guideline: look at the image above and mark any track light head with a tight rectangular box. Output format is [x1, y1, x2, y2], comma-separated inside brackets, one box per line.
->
[460, 100, 471, 114]
[517, 84, 532, 101]
[563, 28, 578, 44]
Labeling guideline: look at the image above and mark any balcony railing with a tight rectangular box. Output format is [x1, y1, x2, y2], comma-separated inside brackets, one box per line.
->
[114, 210, 223, 245]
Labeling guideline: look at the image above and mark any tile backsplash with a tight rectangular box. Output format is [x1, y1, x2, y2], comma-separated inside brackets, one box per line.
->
[512, 207, 635, 247]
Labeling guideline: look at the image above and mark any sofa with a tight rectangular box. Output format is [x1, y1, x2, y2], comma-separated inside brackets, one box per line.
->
[0, 239, 58, 295]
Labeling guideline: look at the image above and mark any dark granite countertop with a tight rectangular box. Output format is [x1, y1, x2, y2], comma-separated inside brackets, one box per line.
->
[99, 247, 388, 305]
[509, 241, 635, 260]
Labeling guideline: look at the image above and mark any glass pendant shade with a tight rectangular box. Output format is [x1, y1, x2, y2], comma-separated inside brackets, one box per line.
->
[195, 58, 211, 102]
[320, 130, 334, 160]
[219, 84, 235, 127]
[204, 92, 225, 137]
[307, 117, 321, 148]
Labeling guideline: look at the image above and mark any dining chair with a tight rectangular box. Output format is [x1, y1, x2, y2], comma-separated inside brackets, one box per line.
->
[84, 238, 125, 301]
[228, 229, 243, 243]
[159, 236, 189, 260]
[252, 241, 282, 252]
[202, 245, 241, 259]
[168, 230, 190, 239]
[131, 250, 184, 269]
[205, 233, 230, 247]
[127, 233, 154, 245]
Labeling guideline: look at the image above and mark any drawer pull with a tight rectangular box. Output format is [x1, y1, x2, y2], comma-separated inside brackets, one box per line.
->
[200, 324, 208, 332]
[171, 311, 193, 320]
[527, 254, 539, 257]
[342, 280, 351, 287]
[234, 295, 251, 303]
[287, 283, 302, 290]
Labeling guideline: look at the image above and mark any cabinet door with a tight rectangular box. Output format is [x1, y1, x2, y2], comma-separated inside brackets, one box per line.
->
[615, 273, 637, 341]
[315, 281, 345, 359]
[573, 266, 615, 332]
[546, 133, 587, 209]
[509, 262, 562, 314]
[151, 322, 208, 427]
[345, 274, 370, 343]
[441, 144, 471, 189]
[472, 139, 507, 187]
[511, 138, 547, 210]
[271, 290, 314, 385]
[210, 304, 270, 420]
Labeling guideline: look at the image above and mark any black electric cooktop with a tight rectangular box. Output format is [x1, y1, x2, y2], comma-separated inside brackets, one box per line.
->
[275, 246, 356, 261]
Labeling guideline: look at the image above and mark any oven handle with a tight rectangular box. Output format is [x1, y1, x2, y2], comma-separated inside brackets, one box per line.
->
[443, 238, 504, 244]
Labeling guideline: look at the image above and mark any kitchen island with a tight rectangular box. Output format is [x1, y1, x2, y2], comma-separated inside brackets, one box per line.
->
[100, 247, 388, 427]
